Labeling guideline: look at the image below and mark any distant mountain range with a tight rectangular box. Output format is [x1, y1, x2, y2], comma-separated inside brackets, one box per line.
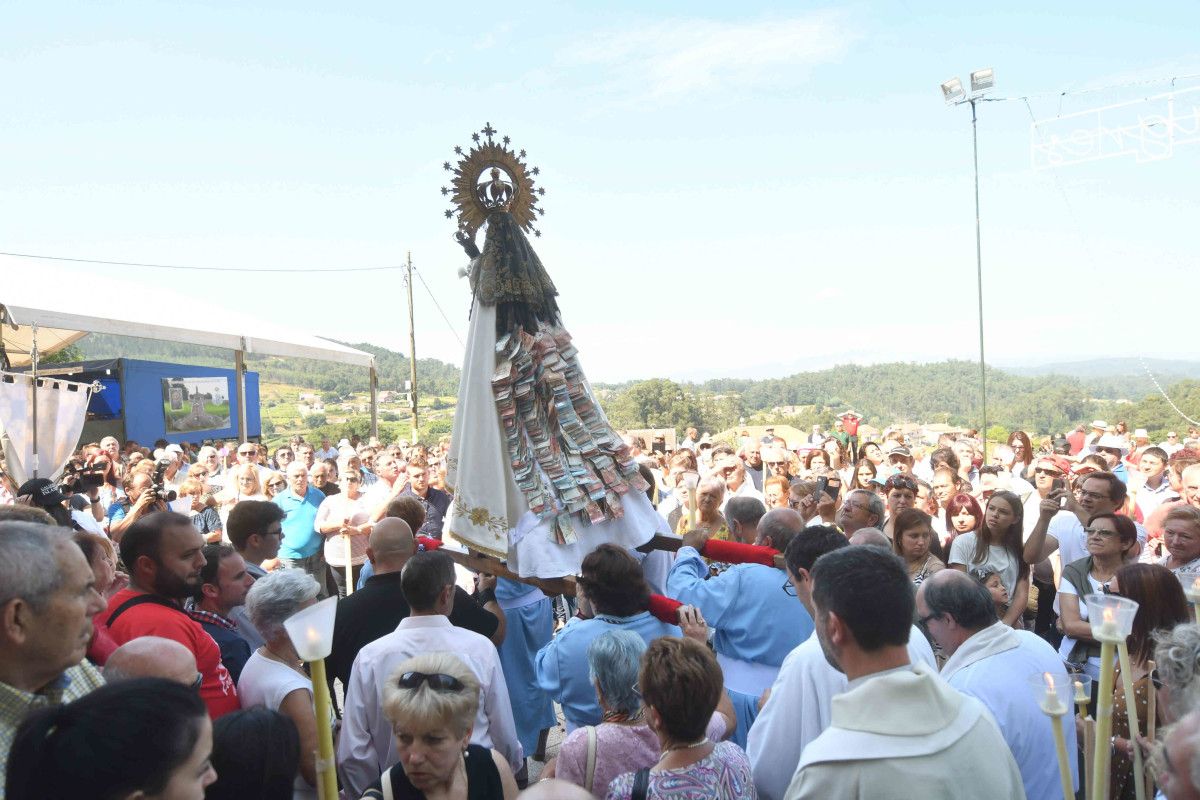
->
[1007, 357, 1200, 380]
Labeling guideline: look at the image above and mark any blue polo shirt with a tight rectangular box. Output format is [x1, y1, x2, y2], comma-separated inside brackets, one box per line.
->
[273, 486, 325, 559]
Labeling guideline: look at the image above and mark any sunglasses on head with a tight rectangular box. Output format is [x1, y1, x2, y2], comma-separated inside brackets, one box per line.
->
[396, 671, 465, 692]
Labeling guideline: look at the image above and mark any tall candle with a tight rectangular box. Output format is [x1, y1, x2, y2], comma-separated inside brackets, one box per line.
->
[686, 485, 698, 530]
[1116, 642, 1147, 800]
[1040, 672, 1067, 716]
[1092, 640, 1117, 800]
[1191, 577, 1200, 624]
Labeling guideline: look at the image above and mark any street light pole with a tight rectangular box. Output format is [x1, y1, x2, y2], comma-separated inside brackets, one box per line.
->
[941, 68, 994, 459]
[970, 96, 987, 459]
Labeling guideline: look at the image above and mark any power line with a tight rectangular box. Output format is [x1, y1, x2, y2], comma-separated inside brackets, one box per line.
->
[1141, 358, 1200, 427]
[985, 72, 1200, 104]
[0, 250, 403, 273]
[411, 265, 465, 347]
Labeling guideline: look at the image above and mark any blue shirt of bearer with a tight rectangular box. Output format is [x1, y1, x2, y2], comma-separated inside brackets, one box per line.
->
[273, 485, 325, 559]
[535, 611, 679, 731]
[667, 546, 813, 670]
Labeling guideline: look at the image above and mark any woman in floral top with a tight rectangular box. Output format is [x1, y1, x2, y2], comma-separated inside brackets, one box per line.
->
[606, 637, 756, 800]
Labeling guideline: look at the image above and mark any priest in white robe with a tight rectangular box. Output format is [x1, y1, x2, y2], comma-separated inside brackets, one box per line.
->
[748, 526, 937, 800]
[784, 546, 1024, 800]
[918, 569, 1076, 800]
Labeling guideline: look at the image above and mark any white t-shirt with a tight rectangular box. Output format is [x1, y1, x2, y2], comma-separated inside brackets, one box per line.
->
[948, 532, 1021, 598]
[1055, 571, 1104, 679]
[237, 650, 318, 799]
[315, 492, 372, 566]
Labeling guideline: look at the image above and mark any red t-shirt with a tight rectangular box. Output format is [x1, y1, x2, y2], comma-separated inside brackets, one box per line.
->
[840, 415, 861, 436]
[105, 588, 241, 718]
[1066, 431, 1086, 456]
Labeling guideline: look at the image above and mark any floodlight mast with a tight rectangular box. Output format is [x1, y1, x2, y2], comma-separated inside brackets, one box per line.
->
[941, 68, 994, 458]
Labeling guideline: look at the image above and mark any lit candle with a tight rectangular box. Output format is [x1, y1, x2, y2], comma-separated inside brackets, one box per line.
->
[1074, 679, 1090, 720]
[306, 626, 321, 649]
[1040, 672, 1067, 716]
[1037, 673, 1075, 800]
[1097, 606, 1120, 641]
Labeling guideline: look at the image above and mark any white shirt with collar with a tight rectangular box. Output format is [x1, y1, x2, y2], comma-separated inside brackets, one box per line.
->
[336, 615, 523, 798]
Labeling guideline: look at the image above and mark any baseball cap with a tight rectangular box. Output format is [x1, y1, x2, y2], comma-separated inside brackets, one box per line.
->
[886, 445, 913, 459]
[17, 478, 67, 507]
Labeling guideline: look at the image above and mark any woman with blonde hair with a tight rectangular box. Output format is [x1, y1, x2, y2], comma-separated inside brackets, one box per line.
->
[216, 462, 267, 529]
[360, 652, 518, 799]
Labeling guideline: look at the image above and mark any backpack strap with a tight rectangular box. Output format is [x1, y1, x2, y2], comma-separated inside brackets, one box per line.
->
[631, 767, 651, 800]
[584, 725, 598, 794]
[106, 593, 184, 628]
[381, 765, 395, 800]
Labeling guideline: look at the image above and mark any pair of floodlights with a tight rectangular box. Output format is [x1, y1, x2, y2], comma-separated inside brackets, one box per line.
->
[941, 68, 995, 103]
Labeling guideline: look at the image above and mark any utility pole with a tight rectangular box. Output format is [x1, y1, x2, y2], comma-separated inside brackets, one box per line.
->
[405, 251, 419, 444]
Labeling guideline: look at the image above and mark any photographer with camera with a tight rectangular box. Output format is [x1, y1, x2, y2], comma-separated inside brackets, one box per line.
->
[108, 471, 170, 542]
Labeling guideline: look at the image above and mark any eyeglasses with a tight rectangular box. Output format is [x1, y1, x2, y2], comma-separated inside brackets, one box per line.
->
[268, 481, 287, 490]
[343, 476, 361, 483]
[782, 578, 797, 597]
[885, 476, 918, 492]
[238, 450, 256, 457]
[264, 525, 283, 537]
[396, 672, 465, 692]
[1084, 527, 1118, 538]
[918, 611, 942, 628]
[1078, 489, 1109, 502]
[1033, 468, 1063, 477]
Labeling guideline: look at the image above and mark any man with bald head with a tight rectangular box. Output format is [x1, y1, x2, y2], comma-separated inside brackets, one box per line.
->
[667, 507, 812, 747]
[104, 636, 200, 687]
[848, 528, 890, 548]
[916, 569, 1076, 799]
[328, 518, 503, 686]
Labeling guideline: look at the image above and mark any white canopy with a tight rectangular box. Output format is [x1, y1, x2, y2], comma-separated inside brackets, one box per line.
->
[0, 258, 374, 369]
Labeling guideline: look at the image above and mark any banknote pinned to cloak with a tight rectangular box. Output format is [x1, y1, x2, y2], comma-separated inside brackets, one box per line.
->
[440, 123, 668, 579]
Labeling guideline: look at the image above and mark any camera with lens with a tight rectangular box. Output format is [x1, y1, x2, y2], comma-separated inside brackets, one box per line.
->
[149, 459, 178, 503]
[61, 459, 105, 495]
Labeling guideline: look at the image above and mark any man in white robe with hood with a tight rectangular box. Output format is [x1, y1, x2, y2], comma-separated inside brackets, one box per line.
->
[918, 569, 1076, 800]
[785, 546, 1024, 800]
[748, 526, 937, 800]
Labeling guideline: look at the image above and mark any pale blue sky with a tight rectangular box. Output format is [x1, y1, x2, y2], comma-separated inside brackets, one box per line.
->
[2, 2, 1197, 382]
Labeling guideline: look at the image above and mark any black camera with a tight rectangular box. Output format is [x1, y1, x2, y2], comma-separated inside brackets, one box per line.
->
[61, 460, 105, 494]
[149, 459, 178, 503]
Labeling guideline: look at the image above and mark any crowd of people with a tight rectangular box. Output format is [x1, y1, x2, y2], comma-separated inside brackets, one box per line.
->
[2, 415, 1200, 799]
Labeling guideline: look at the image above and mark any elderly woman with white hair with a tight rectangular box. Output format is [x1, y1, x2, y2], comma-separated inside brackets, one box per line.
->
[546, 629, 734, 797]
[1155, 623, 1200, 724]
[359, 652, 519, 800]
[237, 568, 323, 799]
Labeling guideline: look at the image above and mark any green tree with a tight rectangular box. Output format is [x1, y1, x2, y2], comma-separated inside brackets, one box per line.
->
[302, 413, 327, 428]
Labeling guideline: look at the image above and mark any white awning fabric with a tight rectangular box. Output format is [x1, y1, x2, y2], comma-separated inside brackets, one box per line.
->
[0, 257, 374, 369]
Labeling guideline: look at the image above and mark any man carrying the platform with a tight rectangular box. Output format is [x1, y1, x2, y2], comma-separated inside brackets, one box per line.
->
[666, 507, 812, 747]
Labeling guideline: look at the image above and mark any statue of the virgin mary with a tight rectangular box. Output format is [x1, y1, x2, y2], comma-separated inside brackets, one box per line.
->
[440, 124, 667, 578]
